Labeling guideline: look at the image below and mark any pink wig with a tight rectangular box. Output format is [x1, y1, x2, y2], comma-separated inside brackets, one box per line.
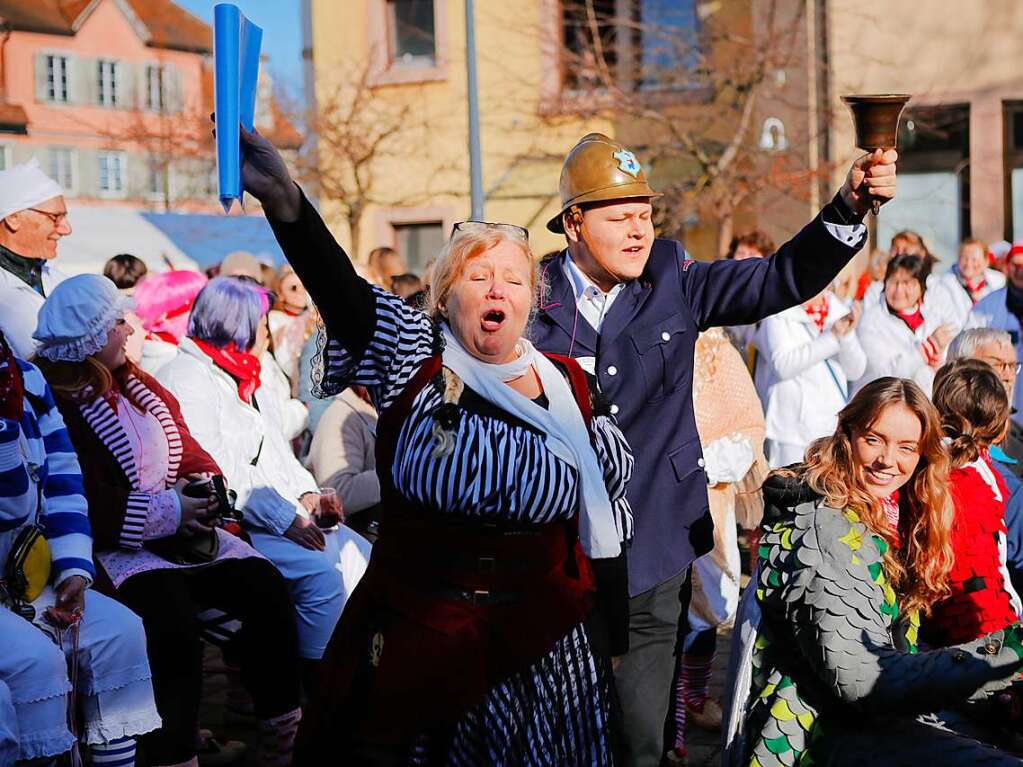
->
[133, 270, 209, 344]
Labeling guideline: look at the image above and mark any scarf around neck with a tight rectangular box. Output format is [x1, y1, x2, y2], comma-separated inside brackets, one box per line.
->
[0, 243, 45, 295]
[960, 275, 986, 303]
[891, 303, 924, 333]
[193, 338, 262, 404]
[439, 324, 620, 559]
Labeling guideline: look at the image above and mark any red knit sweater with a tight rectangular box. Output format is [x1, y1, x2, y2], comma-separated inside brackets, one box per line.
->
[925, 456, 1019, 646]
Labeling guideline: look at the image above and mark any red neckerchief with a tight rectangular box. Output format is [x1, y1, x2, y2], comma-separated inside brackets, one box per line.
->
[0, 332, 25, 421]
[962, 277, 986, 304]
[893, 304, 925, 333]
[147, 331, 178, 346]
[193, 338, 262, 404]
[803, 298, 829, 333]
[881, 490, 901, 547]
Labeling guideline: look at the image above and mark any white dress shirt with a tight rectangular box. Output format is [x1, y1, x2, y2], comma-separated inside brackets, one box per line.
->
[562, 252, 627, 333]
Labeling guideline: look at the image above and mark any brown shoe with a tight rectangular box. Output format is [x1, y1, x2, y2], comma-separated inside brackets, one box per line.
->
[198, 729, 247, 766]
[665, 746, 689, 765]
[686, 697, 723, 731]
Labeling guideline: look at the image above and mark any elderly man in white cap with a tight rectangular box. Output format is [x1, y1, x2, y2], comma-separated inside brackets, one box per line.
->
[0, 158, 72, 358]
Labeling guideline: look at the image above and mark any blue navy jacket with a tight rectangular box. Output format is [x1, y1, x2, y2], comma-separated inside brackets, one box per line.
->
[528, 204, 865, 596]
[991, 453, 1023, 599]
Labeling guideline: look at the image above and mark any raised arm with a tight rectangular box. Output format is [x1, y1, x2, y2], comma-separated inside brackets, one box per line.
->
[684, 150, 896, 330]
[236, 126, 375, 355]
[240, 126, 435, 410]
[685, 195, 865, 330]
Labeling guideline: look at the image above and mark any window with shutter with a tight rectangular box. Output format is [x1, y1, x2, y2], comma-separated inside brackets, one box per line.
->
[97, 60, 118, 107]
[48, 147, 76, 191]
[98, 152, 126, 195]
[46, 56, 70, 103]
[147, 161, 172, 198]
[145, 66, 165, 111]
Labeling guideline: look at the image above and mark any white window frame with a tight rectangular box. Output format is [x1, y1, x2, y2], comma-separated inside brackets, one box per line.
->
[97, 151, 127, 198]
[97, 60, 118, 107]
[48, 147, 77, 195]
[146, 160, 175, 202]
[46, 54, 70, 103]
[385, 0, 437, 69]
[145, 65, 165, 112]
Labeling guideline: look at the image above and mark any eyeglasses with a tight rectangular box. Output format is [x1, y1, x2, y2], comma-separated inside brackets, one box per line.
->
[451, 221, 529, 241]
[981, 358, 1022, 376]
[28, 208, 68, 227]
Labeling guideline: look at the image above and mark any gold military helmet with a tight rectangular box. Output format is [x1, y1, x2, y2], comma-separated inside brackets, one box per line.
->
[546, 133, 661, 233]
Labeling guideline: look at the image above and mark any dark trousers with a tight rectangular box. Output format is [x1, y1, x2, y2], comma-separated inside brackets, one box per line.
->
[118, 557, 302, 765]
[613, 568, 691, 767]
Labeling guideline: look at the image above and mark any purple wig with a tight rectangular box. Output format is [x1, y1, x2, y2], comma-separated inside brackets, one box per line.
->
[188, 276, 271, 351]
[133, 270, 208, 343]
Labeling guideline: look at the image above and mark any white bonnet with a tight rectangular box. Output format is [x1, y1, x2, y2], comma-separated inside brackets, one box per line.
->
[34, 274, 133, 362]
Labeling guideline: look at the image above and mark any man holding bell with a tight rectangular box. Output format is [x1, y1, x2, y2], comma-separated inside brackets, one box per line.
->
[529, 133, 896, 766]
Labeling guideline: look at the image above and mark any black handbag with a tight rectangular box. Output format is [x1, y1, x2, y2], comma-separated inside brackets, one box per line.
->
[145, 527, 220, 565]
[144, 476, 239, 565]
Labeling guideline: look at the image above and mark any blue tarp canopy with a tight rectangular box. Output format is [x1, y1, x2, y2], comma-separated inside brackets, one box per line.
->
[141, 212, 284, 270]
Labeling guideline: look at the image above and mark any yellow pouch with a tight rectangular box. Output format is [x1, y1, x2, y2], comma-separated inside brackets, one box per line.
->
[5, 525, 51, 603]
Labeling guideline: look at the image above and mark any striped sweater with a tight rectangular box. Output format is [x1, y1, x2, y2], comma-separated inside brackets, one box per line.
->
[0, 358, 94, 585]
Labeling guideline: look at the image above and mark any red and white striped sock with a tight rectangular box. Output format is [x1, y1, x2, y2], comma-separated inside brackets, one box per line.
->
[672, 653, 689, 752]
[682, 651, 716, 711]
[258, 707, 302, 767]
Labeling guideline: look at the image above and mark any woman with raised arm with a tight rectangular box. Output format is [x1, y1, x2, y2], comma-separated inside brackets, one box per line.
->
[724, 377, 1023, 767]
[240, 126, 634, 764]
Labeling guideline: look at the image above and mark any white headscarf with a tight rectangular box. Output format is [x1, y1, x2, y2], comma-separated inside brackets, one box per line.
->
[34, 274, 133, 362]
[440, 324, 621, 559]
[0, 158, 64, 222]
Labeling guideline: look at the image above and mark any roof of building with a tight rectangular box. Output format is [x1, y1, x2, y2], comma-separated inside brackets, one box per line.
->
[60, 202, 198, 275]
[0, 0, 212, 53]
[140, 210, 285, 269]
[0, 101, 28, 132]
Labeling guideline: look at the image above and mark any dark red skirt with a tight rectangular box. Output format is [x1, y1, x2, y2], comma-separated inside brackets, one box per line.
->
[295, 511, 594, 757]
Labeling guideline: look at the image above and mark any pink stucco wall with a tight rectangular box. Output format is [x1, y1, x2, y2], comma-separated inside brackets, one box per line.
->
[1, 0, 215, 210]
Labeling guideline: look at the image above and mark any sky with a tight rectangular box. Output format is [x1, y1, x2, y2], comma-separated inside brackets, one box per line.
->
[174, 0, 305, 102]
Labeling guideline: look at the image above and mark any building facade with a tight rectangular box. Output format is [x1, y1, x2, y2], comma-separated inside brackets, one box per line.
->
[0, 0, 301, 272]
[0, 0, 218, 209]
[824, 0, 1023, 265]
[308, 0, 1023, 272]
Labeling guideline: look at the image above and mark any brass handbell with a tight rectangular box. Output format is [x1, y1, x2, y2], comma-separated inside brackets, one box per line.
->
[841, 94, 911, 215]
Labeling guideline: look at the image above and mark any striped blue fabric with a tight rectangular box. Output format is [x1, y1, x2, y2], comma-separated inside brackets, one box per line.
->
[0, 419, 32, 533]
[314, 286, 632, 762]
[448, 626, 611, 766]
[10, 359, 94, 583]
[316, 287, 636, 539]
[89, 736, 137, 766]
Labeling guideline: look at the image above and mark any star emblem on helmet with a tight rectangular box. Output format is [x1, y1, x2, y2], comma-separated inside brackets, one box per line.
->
[613, 149, 641, 178]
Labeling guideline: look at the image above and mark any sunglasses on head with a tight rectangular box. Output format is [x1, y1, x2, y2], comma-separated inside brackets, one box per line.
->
[451, 221, 529, 242]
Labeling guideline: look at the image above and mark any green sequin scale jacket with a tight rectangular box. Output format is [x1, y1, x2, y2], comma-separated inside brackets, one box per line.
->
[742, 485, 1023, 767]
